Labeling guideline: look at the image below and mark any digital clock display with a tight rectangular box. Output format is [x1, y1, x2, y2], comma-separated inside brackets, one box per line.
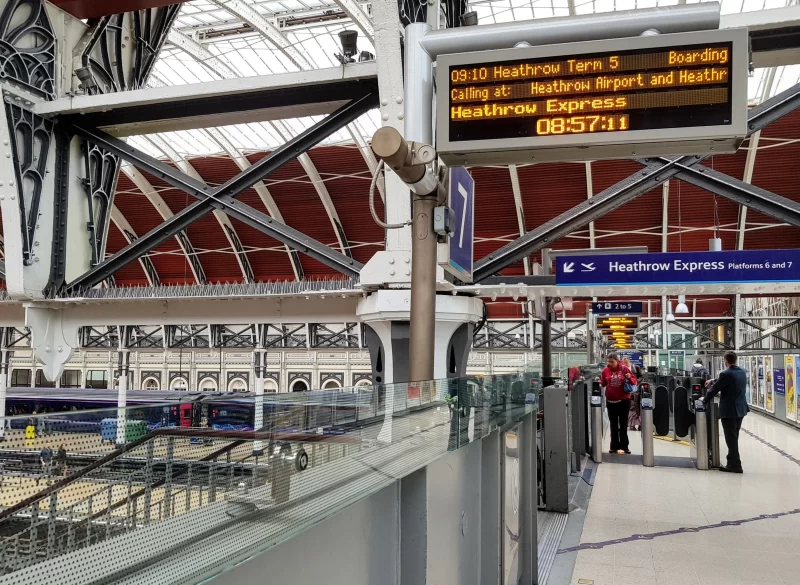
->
[447, 42, 734, 143]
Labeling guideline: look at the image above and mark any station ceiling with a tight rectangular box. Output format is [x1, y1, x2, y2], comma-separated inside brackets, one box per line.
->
[22, 1, 800, 308]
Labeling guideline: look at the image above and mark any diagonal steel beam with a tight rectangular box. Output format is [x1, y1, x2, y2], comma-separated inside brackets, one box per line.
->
[473, 81, 800, 282]
[669, 161, 800, 228]
[66, 93, 377, 289]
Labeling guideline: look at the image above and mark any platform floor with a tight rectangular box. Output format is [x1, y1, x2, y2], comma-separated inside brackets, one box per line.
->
[565, 413, 800, 585]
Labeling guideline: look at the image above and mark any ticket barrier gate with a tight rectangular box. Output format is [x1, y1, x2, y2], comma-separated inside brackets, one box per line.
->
[590, 380, 604, 463]
[673, 376, 693, 441]
[640, 379, 655, 467]
[688, 378, 720, 470]
[653, 374, 693, 441]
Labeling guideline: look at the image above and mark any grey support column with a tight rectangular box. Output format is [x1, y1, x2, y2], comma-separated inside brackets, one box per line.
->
[520, 413, 538, 584]
[400, 468, 427, 585]
[543, 385, 569, 513]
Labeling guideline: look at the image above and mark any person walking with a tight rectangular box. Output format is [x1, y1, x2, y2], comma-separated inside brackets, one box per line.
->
[691, 358, 709, 378]
[600, 353, 637, 454]
[703, 351, 748, 473]
[55, 445, 68, 478]
[623, 357, 643, 431]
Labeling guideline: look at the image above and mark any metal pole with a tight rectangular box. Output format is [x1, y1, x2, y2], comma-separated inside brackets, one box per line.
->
[409, 191, 437, 381]
[371, 126, 440, 383]
[116, 349, 129, 447]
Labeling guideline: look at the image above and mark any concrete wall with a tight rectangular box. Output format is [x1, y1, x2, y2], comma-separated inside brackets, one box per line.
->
[427, 439, 484, 585]
[210, 482, 400, 585]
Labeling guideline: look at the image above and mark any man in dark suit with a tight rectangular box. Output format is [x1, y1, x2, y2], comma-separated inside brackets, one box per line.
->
[703, 350, 749, 473]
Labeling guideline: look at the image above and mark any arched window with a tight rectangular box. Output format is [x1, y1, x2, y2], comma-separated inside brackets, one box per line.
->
[228, 377, 248, 392]
[322, 379, 341, 390]
[199, 378, 217, 392]
[264, 379, 278, 393]
[290, 379, 309, 392]
[142, 377, 160, 391]
[170, 377, 188, 391]
[355, 379, 372, 389]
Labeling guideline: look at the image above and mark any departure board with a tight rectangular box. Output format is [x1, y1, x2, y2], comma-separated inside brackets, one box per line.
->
[436, 29, 748, 165]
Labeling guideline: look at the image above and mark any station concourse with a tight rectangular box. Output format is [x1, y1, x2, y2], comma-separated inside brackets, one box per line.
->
[0, 0, 796, 584]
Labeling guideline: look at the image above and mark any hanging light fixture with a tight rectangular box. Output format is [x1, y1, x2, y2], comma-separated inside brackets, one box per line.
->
[675, 294, 690, 314]
[666, 300, 676, 322]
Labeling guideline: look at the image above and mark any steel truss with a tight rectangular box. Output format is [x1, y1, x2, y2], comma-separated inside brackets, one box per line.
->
[80, 326, 119, 349]
[166, 325, 210, 349]
[64, 92, 377, 290]
[310, 323, 360, 348]
[739, 318, 800, 350]
[473, 82, 800, 281]
[668, 320, 733, 350]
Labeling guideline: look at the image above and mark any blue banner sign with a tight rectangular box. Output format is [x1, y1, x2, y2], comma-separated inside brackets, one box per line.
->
[774, 368, 786, 395]
[555, 249, 800, 285]
[592, 301, 643, 314]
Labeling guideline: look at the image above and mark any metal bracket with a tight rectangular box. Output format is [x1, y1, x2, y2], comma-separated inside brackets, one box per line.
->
[24, 305, 79, 381]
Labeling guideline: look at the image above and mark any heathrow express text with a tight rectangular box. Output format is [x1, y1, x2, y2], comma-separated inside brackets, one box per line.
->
[607, 260, 792, 273]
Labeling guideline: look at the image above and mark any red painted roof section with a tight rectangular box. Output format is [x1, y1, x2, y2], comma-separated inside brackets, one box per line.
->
[50, 0, 186, 19]
[91, 108, 800, 287]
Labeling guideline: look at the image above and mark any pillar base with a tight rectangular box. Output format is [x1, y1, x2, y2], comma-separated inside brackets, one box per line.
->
[357, 290, 483, 385]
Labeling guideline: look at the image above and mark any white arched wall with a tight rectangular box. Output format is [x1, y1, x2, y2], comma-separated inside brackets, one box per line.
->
[228, 377, 248, 392]
[290, 379, 309, 392]
[142, 377, 160, 391]
[199, 377, 218, 391]
[170, 377, 188, 391]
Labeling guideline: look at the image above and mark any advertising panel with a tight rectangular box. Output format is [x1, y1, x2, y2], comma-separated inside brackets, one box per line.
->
[785, 355, 795, 420]
[764, 355, 774, 412]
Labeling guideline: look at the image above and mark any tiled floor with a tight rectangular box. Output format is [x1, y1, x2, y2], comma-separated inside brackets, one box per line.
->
[567, 414, 800, 585]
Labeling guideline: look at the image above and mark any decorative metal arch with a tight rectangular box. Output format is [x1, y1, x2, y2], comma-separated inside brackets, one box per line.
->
[0, 0, 55, 99]
[5, 103, 52, 266]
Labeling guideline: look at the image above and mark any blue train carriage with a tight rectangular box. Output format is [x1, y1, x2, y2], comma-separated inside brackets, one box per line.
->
[5, 388, 215, 434]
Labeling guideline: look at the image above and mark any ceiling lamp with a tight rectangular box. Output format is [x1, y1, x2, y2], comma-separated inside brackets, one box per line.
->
[336, 30, 359, 64]
[675, 294, 690, 315]
[666, 300, 675, 322]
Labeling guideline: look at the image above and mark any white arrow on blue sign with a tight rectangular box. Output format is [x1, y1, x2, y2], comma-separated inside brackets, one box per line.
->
[442, 167, 474, 281]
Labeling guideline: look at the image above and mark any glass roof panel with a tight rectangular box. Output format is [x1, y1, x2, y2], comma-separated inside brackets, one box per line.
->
[144, 0, 790, 159]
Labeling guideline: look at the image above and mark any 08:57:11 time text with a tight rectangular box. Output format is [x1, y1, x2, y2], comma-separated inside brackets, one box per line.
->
[536, 114, 630, 135]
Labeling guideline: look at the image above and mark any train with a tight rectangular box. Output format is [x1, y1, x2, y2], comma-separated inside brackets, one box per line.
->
[4, 387, 380, 435]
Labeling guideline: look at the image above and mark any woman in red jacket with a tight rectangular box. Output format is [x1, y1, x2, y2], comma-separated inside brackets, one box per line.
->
[600, 353, 637, 454]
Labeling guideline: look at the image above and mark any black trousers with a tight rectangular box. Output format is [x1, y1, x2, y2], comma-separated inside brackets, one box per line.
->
[607, 399, 631, 452]
[721, 417, 744, 470]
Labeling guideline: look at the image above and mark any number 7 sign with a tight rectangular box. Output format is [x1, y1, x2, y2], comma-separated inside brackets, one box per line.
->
[439, 167, 474, 281]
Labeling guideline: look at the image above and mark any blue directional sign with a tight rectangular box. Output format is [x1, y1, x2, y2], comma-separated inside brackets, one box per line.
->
[556, 249, 800, 286]
[592, 301, 643, 314]
[445, 167, 474, 281]
[618, 351, 644, 367]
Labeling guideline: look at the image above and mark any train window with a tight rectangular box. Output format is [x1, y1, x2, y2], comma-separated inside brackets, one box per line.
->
[86, 370, 108, 389]
[61, 370, 81, 388]
[264, 379, 278, 393]
[11, 369, 32, 386]
[35, 370, 56, 388]
[143, 377, 160, 391]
